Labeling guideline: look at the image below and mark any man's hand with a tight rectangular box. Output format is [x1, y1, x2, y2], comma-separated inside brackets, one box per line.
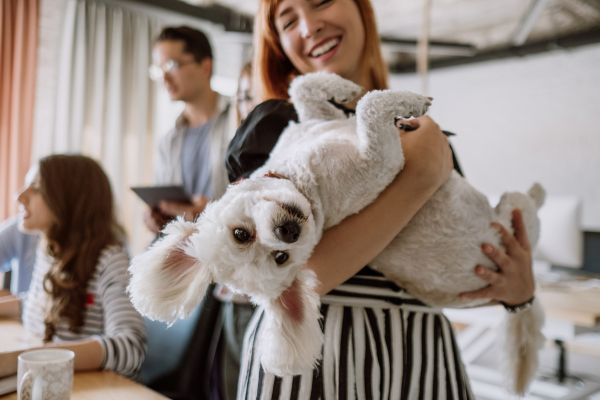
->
[159, 195, 211, 222]
[143, 209, 170, 234]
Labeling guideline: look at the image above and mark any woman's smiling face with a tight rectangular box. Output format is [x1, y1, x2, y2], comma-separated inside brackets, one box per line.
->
[275, 0, 366, 84]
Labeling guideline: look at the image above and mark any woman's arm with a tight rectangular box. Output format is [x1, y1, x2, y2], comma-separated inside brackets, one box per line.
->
[0, 339, 103, 378]
[93, 249, 146, 377]
[309, 116, 455, 296]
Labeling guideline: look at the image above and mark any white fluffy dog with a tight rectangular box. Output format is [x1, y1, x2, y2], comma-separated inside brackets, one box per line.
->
[128, 72, 545, 395]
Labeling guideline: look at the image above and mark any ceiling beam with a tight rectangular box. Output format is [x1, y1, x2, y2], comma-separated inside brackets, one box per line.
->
[391, 27, 600, 73]
[513, 0, 551, 46]
[127, 0, 253, 32]
[381, 37, 477, 57]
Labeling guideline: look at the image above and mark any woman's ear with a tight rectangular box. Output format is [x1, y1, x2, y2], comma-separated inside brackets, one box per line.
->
[128, 217, 212, 324]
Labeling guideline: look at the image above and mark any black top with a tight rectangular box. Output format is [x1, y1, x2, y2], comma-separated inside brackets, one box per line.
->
[226, 99, 463, 183]
[226, 99, 299, 183]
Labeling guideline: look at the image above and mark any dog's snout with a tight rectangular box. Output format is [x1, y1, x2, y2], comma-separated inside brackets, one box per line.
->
[274, 222, 301, 243]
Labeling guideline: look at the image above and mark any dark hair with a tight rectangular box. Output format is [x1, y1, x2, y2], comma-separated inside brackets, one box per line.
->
[156, 26, 213, 62]
[39, 154, 124, 342]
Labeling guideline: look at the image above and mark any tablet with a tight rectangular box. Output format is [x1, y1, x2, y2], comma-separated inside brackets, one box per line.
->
[131, 185, 191, 210]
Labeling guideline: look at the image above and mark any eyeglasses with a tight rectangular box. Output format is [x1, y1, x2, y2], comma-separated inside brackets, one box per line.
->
[236, 93, 254, 103]
[148, 59, 195, 81]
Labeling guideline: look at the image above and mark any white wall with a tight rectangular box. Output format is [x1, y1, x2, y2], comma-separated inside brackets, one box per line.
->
[390, 43, 600, 231]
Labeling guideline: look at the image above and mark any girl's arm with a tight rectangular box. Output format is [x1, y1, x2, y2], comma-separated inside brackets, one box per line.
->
[309, 116, 455, 296]
[0, 339, 103, 378]
[0, 292, 103, 377]
[0, 249, 144, 379]
[92, 249, 146, 378]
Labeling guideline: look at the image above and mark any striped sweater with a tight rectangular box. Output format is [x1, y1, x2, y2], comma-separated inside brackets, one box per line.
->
[21, 245, 146, 379]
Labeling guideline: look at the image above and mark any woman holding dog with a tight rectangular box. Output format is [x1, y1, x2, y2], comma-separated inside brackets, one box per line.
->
[227, 0, 536, 398]
[0, 155, 146, 380]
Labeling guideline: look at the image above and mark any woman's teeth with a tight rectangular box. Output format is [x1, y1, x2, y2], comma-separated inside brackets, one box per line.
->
[310, 38, 339, 57]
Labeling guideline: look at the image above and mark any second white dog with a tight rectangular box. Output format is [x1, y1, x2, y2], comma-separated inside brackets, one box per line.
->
[128, 72, 545, 395]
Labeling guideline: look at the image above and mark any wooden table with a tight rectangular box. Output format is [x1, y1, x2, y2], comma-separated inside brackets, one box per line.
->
[1, 371, 169, 400]
[0, 318, 169, 400]
[537, 281, 600, 327]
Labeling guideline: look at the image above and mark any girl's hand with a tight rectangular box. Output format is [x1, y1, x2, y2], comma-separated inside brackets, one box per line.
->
[460, 209, 535, 306]
[399, 115, 454, 192]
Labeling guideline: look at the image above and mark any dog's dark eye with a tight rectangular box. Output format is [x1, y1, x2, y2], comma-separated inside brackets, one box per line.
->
[233, 228, 250, 243]
[274, 252, 289, 265]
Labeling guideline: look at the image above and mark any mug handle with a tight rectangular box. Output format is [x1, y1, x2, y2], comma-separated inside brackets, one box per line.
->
[18, 370, 39, 400]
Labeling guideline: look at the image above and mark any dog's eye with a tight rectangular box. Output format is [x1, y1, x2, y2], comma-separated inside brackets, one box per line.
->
[274, 251, 289, 265]
[233, 228, 250, 243]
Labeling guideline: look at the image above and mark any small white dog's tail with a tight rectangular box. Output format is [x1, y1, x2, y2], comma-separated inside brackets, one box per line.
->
[128, 217, 212, 324]
[499, 299, 546, 395]
[257, 269, 324, 376]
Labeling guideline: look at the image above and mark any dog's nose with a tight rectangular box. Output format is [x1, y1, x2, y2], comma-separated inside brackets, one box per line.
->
[274, 222, 301, 243]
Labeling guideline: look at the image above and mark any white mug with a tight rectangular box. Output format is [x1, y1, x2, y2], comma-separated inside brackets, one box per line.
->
[17, 349, 74, 400]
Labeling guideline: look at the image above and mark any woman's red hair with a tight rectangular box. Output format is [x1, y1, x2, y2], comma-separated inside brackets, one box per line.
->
[253, 0, 389, 101]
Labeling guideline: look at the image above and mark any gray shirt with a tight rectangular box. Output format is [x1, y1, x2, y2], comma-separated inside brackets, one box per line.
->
[181, 121, 214, 198]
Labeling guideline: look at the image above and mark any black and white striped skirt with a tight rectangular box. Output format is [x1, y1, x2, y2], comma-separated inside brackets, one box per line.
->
[237, 270, 474, 400]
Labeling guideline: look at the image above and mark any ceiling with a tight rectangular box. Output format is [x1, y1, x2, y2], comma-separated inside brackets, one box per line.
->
[176, 0, 600, 71]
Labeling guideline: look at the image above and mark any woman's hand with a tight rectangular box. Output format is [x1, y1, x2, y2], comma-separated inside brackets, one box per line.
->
[460, 209, 535, 306]
[399, 115, 454, 192]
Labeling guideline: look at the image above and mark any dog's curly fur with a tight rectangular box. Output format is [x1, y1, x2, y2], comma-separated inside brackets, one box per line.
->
[128, 72, 545, 394]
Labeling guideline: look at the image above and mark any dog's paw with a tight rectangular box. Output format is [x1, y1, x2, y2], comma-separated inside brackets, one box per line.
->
[289, 72, 363, 104]
[396, 92, 433, 119]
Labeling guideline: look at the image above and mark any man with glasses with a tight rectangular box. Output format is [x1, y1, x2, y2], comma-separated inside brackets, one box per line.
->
[144, 26, 231, 233]
[142, 26, 235, 398]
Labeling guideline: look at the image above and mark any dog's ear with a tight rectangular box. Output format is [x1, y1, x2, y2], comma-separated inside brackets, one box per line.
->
[128, 217, 212, 324]
[257, 269, 324, 376]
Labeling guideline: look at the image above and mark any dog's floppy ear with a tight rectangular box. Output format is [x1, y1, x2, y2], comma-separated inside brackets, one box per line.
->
[257, 269, 324, 376]
[128, 217, 212, 324]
